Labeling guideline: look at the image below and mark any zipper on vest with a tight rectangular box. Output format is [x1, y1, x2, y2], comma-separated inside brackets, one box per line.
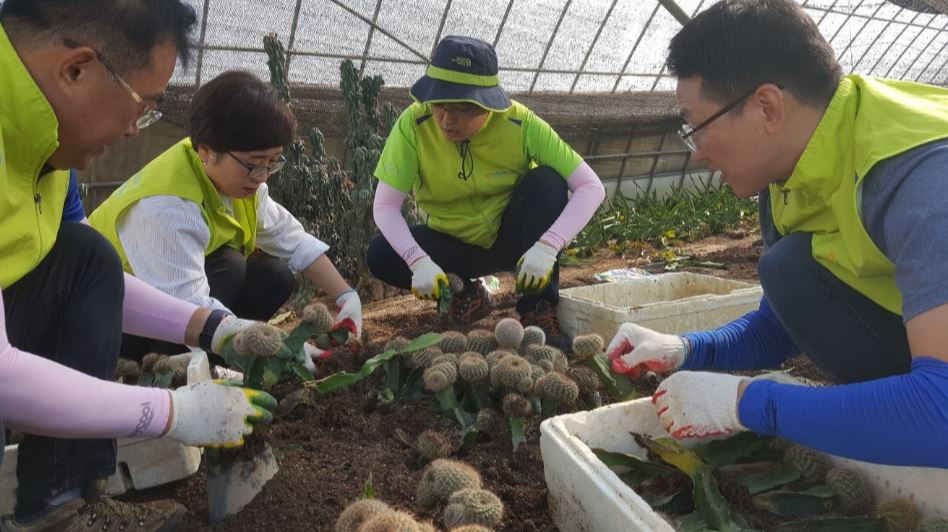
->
[781, 188, 789, 205]
[34, 192, 43, 213]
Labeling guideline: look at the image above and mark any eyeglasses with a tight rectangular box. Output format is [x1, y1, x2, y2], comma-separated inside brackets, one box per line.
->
[63, 39, 163, 130]
[678, 84, 782, 152]
[226, 152, 287, 181]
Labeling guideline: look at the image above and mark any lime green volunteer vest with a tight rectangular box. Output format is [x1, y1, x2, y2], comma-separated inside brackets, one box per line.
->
[0, 24, 70, 289]
[89, 138, 258, 273]
[376, 100, 581, 248]
[771, 75, 948, 314]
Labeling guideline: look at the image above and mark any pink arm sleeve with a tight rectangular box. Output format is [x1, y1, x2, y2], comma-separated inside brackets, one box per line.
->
[0, 289, 170, 439]
[541, 162, 606, 250]
[373, 181, 429, 266]
[122, 272, 200, 344]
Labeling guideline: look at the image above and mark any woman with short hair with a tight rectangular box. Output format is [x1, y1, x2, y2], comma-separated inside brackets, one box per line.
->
[90, 70, 361, 360]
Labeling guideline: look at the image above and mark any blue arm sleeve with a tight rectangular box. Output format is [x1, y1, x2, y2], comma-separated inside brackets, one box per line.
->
[680, 297, 799, 370]
[62, 170, 86, 222]
[740, 357, 948, 468]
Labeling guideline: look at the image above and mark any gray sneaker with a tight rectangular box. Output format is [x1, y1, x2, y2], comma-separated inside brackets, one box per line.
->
[2, 495, 186, 532]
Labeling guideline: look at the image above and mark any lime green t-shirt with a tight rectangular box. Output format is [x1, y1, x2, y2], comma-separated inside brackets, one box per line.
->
[374, 100, 582, 248]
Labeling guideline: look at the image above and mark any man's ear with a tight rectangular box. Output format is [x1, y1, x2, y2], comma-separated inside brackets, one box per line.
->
[55, 46, 99, 98]
[756, 83, 786, 134]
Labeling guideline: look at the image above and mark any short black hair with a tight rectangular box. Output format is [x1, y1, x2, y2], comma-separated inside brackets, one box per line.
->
[0, 0, 197, 74]
[189, 71, 297, 153]
[667, 0, 841, 109]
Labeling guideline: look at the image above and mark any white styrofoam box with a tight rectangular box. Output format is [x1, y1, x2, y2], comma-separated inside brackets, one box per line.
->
[556, 272, 763, 340]
[1, 350, 210, 514]
[540, 399, 948, 532]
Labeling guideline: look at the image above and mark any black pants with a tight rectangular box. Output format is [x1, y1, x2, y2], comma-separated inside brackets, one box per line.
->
[366, 167, 569, 314]
[120, 246, 296, 359]
[2, 223, 124, 511]
[759, 232, 911, 383]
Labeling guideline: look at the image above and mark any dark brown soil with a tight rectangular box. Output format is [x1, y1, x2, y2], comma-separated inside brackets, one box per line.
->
[119, 233, 829, 531]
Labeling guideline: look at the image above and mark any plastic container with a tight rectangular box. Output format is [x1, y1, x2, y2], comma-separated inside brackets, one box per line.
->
[540, 399, 948, 532]
[556, 272, 763, 340]
[0, 350, 210, 514]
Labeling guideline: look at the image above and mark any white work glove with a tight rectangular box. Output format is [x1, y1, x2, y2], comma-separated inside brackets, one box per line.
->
[607, 322, 688, 378]
[515, 241, 558, 295]
[409, 256, 448, 300]
[165, 381, 276, 447]
[334, 289, 363, 340]
[302, 342, 328, 372]
[652, 371, 748, 440]
[209, 314, 258, 354]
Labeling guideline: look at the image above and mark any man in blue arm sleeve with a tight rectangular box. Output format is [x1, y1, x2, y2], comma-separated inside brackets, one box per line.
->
[606, 0, 948, 468]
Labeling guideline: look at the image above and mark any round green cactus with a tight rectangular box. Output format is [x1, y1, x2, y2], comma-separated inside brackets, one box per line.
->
[475, 408, 503, 435]
[536, 372, 580, 406]
[141, 352, 161, 373]
[358, 510, 425, 532]
[502, 393, 532, 418]
[530, 364, 546, 382]
[151, 355, 173, 374]
[335, 499, 390, 532]
[416, 430, 454, 461]
[494, 318, 524, 349]
[485, 350, 515, 369]
[874, 498, 920, 531]
[115, 358, 142, 382]
[415, 459, 482, 510]
[384, 336, 410, 353]
[523, 344, 565, 371]
[431, 353, 459, 369]
[233, 323, 283, 358]
[571, 334, 604, 361]
[536, 359, 554, 373]
[490, 355, 532, 390]
[442, 488, 504, 529]
[826, 468, 873, 516]
[783, 444, 830, 484]
[447, 526, 493, 532]
[567, 367, 602, 392]
[459, 355, 490, 383]
[439, 331, 469, 354]
[302, 302, 334, 334]
[423, 363, 458, 393]
[407, 346, 442, 370]
[466, 329, 497, 355]
[521, 325, 546, 350]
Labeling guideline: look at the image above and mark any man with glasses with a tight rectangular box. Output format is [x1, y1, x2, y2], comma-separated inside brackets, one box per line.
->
[90, 70, 363, 361]
[608, 0, 948, 468]
[367, 36, 606, 350]
[0, 1, 282, 530]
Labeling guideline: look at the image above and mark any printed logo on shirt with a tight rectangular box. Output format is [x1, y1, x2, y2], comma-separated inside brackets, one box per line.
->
[487, 169, 518, 180]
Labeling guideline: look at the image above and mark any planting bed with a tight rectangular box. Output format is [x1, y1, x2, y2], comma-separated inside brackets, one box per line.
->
[120, 233, 828, 530]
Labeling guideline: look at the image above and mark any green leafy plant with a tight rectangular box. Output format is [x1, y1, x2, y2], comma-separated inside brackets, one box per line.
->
[263, 33, 399, 302]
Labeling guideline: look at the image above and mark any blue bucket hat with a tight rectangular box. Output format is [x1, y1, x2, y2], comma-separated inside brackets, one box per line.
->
[410, 35, 511, 112]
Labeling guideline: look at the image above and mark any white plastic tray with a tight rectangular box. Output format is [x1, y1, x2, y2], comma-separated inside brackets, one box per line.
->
[540, 398, 948, 532]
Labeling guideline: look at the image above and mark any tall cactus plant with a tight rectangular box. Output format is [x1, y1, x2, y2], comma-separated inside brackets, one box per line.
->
[262, 33, 398, 301]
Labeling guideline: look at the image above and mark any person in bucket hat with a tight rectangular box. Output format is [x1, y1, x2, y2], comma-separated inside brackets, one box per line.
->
[367, 35, 605, 351]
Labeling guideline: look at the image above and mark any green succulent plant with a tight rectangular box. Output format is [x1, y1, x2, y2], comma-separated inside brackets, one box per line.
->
[502, 393, 533, 418]
[358, 510, 427, 532]
[875, 498, 921, 531]
[416, 430, 455, 461]
[442, 488, 504, 529]
[459, 355, 490, 383]
[494, 318, 524, 349]
[415, 459, 483, 510]
[783, 444, 830, 484]
[423, 363, 458, 393]
[535, 372, 580, 414]
[335, 499, 390, 532]
[571, 334, 604, 361]
[520, 325, 546, 351]
[489, 355, 532, 390]
[826, 468, 873, 516]
[439, 331, 469, 354]
[466, 329, 497, 355]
